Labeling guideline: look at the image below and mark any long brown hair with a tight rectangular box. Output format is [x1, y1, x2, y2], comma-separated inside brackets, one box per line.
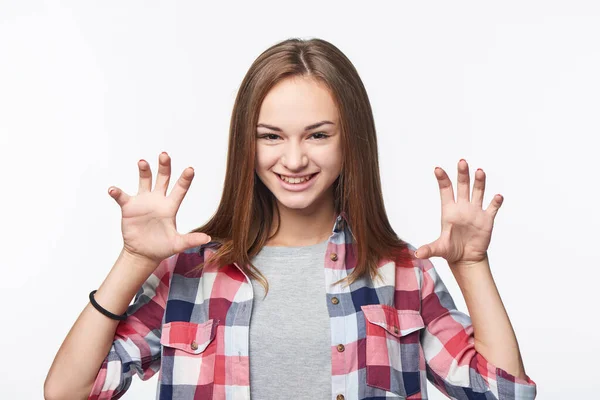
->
[190, 38, 409, 294]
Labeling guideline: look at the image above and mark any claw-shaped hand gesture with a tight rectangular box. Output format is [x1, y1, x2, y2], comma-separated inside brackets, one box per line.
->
[414, 159, 503, 267]
[108, 152, 211, 265]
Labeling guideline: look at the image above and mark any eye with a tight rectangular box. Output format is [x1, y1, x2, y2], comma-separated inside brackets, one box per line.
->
[257, 133, 281, 140]
[310, 132, 330, 140]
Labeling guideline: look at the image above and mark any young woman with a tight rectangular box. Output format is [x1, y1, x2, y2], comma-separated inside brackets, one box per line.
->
[45, 38, 537, 400]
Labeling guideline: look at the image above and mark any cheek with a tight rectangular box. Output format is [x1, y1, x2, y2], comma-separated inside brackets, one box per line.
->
[314, 146, 343, 173]
[255, 147, 277, 171]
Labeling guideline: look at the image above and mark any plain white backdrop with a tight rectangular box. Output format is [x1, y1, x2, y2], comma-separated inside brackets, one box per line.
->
[1, 1, 598, 398]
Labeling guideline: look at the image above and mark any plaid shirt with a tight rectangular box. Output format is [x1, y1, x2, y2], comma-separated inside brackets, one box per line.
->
[89, 213, 537, 399]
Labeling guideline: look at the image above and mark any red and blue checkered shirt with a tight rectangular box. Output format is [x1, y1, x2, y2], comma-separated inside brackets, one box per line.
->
[89, 213, 537, 399]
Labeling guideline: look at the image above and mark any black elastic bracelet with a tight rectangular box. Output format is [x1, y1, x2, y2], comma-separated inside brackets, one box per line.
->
[89, 290, 128, 321]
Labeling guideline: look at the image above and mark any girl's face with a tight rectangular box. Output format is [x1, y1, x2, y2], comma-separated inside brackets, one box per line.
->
[255, 76, 343, 214]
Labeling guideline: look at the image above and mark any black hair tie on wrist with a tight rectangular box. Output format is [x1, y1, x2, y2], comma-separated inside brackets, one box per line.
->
[89, 290, 128, 321]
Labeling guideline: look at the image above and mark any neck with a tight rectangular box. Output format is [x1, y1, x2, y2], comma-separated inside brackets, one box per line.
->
[267, 195, 337, 247]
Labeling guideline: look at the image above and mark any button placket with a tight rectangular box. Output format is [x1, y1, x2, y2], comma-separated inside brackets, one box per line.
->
[329, 246, 345, 400]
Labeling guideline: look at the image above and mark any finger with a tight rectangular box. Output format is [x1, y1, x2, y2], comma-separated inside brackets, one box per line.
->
[414, 242, 437, 259]
[138, 159, 152, 194]
[154, 152, 172, 196]
[485, 194, 504, 218]
[173, 232, 212, 254]
[168, 167, 195, 208]
[108, 186, 130, 208]
[434, 167, 455, 206]
[457, 159, 470, 202]
[472, 168, 486, 208]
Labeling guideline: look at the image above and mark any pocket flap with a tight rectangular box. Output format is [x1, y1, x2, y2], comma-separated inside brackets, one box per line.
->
[160, 319, 218, 354]
[361, 304, 424, 337]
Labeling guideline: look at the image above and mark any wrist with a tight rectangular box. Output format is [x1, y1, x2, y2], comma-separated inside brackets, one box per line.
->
[449, 257, 497, 301]
[448, 253, 489, 270]
[119, 247, 161, 270]
[93, 250, 160, 315]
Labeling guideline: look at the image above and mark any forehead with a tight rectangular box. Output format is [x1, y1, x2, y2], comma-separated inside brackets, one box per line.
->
[258, 76, 339, 128]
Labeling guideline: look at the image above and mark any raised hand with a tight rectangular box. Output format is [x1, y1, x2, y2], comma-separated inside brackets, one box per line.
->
[108, 152, 211, 265]
[414, 159, 502, 267]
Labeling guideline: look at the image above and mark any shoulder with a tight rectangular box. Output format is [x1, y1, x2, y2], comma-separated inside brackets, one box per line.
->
[380, 240, 420, 270]
[162, 241, 223, 279]
[386, 240, 435, 274]
[378, 240, 440, 293]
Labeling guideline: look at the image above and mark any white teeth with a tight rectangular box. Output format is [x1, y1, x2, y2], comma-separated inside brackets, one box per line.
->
[279, 174, 314, 184]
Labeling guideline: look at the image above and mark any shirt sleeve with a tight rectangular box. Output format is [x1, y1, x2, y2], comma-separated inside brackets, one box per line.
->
[416, 255, 537, 399]
[88, 253, 178, 400]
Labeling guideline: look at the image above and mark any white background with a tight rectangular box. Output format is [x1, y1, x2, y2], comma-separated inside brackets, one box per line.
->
[1, 1, 598, 399]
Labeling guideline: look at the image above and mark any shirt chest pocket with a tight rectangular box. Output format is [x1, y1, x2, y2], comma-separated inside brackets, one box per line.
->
[160, 319, 219, 387]
[361, 305, 425, 398]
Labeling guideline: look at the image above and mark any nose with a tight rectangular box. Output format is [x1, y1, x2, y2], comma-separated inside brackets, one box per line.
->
[280, 141, 308, 171]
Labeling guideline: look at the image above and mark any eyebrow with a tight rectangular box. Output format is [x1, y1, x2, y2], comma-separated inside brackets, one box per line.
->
[256, 120, 335, 132]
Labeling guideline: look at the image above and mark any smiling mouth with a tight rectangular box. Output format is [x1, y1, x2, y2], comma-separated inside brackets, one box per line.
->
[276, 172, 318, 184]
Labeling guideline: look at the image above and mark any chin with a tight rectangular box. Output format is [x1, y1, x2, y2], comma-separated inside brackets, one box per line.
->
[274, 193, 320, 211]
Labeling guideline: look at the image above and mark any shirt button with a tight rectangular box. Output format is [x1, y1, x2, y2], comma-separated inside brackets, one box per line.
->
[394, 326, 399, 334]
[190, 340, 198, 351]
[331, 297, 339, 305]
[330, 253, 338, 261]
[337, 344, 345, 352]
[336, 395, 345, 400]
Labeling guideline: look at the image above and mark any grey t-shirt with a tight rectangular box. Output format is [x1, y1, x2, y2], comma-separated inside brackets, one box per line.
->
[249, 239, 331, 399]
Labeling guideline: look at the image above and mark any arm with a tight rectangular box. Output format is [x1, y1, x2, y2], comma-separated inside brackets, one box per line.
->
[449, 255, 526, 380]
[44, 250, 175, 400]
[417, 255, 536, 399]
[86, 252, 177, 399]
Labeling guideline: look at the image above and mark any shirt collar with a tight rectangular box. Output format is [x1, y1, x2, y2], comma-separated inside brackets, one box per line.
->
[198, 211, 350, 254]
[333, 211, 349, 233]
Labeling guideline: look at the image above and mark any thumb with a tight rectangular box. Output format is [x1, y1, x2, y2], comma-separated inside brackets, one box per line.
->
[108, 186, 129, 208]
[174, 232, 212, 253]
[414, 242, 437, 259]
